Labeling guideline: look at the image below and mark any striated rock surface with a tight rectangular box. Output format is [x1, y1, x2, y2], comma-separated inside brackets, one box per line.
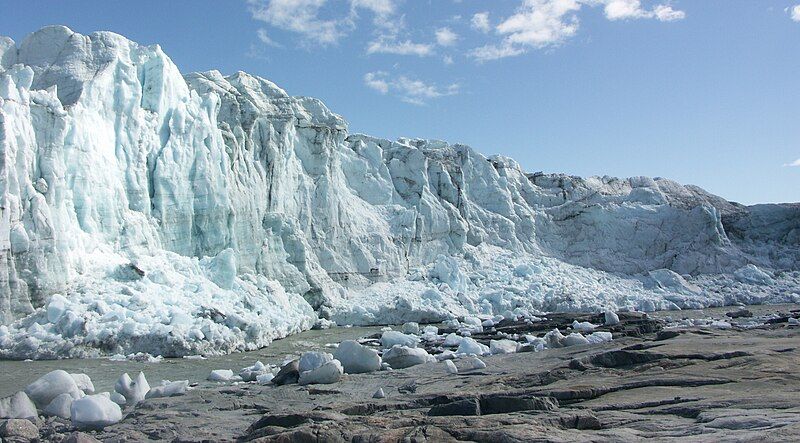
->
[0, 26, 798, 359]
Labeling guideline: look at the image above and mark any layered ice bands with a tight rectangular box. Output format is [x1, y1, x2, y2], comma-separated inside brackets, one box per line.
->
[0, 26, 798, 359]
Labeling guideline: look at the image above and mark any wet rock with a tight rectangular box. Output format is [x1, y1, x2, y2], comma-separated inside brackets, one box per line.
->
[429, 399, 481, 416]
[62, 431, 102, 443]
[726, 309, 753, 319]
[479, 395, 558, 414]
[0, 418, 39, 440]
[272, 360, 300, 386]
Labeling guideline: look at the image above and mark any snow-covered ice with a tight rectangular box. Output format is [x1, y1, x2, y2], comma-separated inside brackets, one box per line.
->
[144, 380, 188, 399]
[70, 394, 122, 429]
[380, 331, 420, 349]
[0, 391, 37, 419]
[298, 360, 343, 385]
[0, 26, 798, 360]
[489, 339, 517, 354]
[24, 370, 82, 408]
[208, 369, 235, 382]
[333, 340, 381, 374]
[382, 345, 435, 369]
[43, 392, 73, 419]
[443, 359, 458, 374]
[457, 337, 490, 356]
[114, 372, 149, 405]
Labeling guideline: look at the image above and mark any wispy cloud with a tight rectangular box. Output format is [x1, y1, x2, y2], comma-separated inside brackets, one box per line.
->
[364, 71, 459, 105]
[256, 29, 282, 47]
[783, 158, 800, 167]
[366, 37, 435, 56]
[248, 0, 348, 46]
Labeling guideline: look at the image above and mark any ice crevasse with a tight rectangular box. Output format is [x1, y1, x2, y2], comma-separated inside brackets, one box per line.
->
[0, 26, 797, 359]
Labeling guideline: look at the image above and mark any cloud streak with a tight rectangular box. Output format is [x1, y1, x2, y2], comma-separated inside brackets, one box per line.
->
[364, 71, 459, 105]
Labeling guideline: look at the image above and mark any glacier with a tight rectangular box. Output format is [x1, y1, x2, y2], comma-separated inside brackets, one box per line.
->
[0, 26, 797, 359]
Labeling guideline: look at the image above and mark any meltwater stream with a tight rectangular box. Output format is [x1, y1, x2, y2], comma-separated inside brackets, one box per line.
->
[0, 325, 381, 398]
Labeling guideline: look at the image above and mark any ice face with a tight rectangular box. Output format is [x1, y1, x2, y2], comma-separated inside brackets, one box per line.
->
[0, 26, 798, 359]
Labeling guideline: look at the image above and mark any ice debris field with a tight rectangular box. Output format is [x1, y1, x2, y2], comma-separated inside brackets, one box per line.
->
[0, 26, 798, 360]
[3, 310, 798, 431]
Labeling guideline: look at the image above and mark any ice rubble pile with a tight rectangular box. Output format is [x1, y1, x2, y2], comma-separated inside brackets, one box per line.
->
[0, 26, 798, 359]
[0, 369, 187, 430]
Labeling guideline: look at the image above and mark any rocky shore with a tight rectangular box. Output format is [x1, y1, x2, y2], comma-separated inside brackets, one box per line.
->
[2, 304, 799, 442]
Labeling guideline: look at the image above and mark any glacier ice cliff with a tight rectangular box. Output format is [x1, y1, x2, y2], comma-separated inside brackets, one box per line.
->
[0, 26, 797, 359]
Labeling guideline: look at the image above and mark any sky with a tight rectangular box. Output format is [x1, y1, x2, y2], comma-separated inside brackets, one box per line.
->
[1, 0, 799, 204]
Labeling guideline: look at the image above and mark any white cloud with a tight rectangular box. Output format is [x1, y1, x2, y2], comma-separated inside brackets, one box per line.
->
[350, 0, 399, 29]
[784, 158, 800, 167]
[789, 5, 800, 22]
[364, 71, 459, 105]
[248, 0, 404, 46]
[366, 37, 435, 56]
[652, 4, 686, 21]
[435, 27, 459, 46]
[443, 55, 454, 65]
[469, 0, 685, 61]
[364, 71, 390, 94]
[597, 0, 685, 22]
[471, 12, 491, 33]
[248, 0, 348, 46]
[470, 0, 580, 61]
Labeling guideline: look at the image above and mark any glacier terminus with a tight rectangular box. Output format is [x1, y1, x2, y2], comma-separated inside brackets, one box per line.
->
[0, 26, 798, 359]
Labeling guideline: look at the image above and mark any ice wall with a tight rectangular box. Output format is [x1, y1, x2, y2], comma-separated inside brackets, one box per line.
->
[0, 27, 797, 358]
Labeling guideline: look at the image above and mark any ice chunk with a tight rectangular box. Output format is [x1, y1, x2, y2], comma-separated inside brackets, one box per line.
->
[401, 322, 420, 335]
[456, 337, 490, 356]
[256, 373, 275, 385]
[468, 357, 486, 370]
[0, 391, 37, 419]
[44, 393, 73, 419]
[25, 370, 82, 408]
[145, 380, 188, 399]
[239, 361, 270, 382]
[563, 333, 590, 347]
[114, 372, 150, 405]
[604, 310, 620, 326]
[298, 351, 334, 373]
[443, 333, 463, 347]
[382, 346, 435, 369]
[734, 265, 774, 286]
[544, 329, 566, 348]
[298, 360, 343, 385]
[586, 331, 613, 344]
[70, 394, 123, 429]
[70, 374, 95, 394]
[571, 320, 598, 333]
[333, 340, 381, 374]
[443, 360, 458, 374]
[380, 331, 419, 349]
[489, 339, 517, 354]
[109, 392, 126, 406]
[208, 369, 234, 382]
[373, 388, 386, 399]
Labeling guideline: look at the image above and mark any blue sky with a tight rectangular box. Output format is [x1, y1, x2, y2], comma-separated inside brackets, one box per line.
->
[2, 0, 799, 204]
